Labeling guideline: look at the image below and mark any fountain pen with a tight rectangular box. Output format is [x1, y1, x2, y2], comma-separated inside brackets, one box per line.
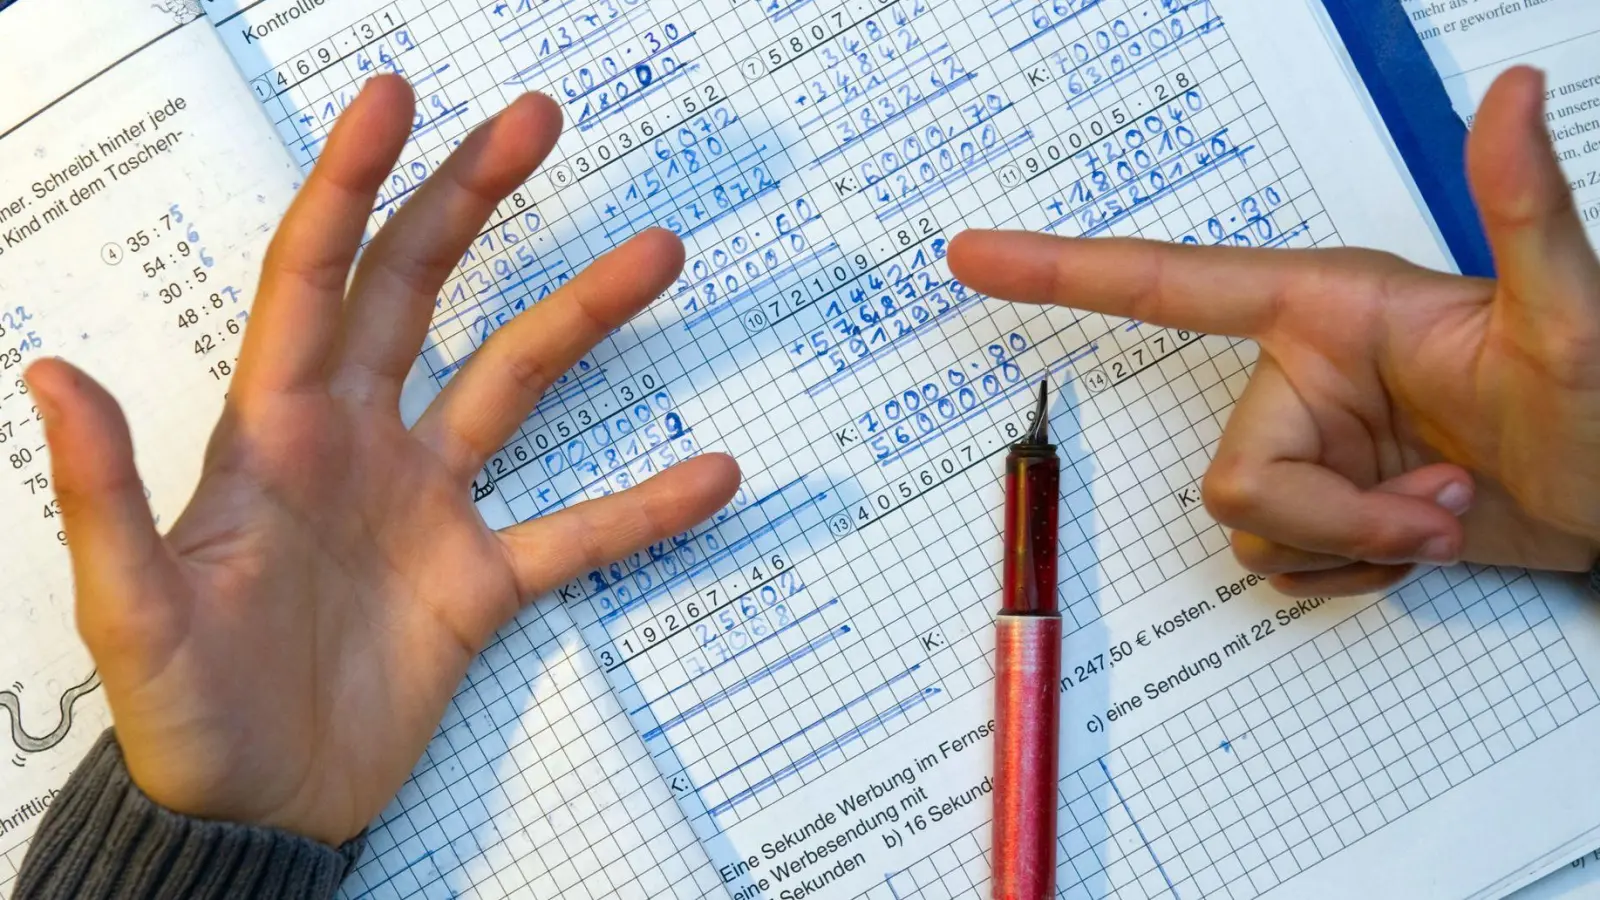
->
[992, 382, 1061, 900]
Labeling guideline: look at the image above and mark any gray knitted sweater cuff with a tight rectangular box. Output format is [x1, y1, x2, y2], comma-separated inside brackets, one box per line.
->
[14, 730, 362, 899]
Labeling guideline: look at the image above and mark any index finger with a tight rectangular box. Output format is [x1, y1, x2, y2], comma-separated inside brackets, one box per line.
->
[948, 229, 1310, 339]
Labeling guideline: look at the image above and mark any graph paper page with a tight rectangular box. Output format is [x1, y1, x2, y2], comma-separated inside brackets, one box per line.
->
[0, 2, 302, 894]
[208, 0, 1600, 897]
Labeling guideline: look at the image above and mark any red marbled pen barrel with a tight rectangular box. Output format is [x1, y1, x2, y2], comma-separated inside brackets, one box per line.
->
[993, 382, 1061, 900]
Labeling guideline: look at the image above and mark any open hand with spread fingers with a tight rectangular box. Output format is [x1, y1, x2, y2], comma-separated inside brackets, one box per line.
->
[949, 66, 1600, 598]
[25, 74, 740, 846]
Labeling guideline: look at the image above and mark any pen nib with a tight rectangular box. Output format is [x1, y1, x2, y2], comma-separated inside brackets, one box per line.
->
[1027, 382, 1050, 446]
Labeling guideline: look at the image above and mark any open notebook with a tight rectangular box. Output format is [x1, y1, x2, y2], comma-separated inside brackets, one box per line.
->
[4, 1, 1600, 898]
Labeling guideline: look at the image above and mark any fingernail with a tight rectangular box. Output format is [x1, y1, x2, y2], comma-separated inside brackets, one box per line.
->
[22, 362, 57, 420]
[1420, 536, 1457, 565]
[1435, 482, 1472, 516]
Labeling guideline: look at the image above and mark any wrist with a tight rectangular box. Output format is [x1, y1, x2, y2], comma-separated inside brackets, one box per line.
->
[17, 730, 363, 897]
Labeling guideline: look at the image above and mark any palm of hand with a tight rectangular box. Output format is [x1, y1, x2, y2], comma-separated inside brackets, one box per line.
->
[108, 391, 518, 845]
[31, 77, 738, 846]
[1246, 253, 1596, 572]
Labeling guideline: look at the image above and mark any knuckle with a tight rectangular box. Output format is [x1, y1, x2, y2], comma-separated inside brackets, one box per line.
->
[262, 222, 349, 293]
[501, 350, 554, 399]
[442, 153, 511, 210]
[51, 479, 97, 523]
[569, 516, 611, 573]
[1536, 327, 1600, 387]
[1201, 458, 1266, 525]
[1228, 531, 1266, 570]
[54, 468, 136, 524]
[565, 282, 617, 337]
[619, 493, 665, 549]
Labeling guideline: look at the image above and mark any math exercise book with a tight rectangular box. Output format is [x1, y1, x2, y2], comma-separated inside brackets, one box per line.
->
[3, 1, 1600, 898]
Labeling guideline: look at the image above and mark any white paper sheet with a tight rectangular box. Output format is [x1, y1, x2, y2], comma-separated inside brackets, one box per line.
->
[0, 2, 300, 893]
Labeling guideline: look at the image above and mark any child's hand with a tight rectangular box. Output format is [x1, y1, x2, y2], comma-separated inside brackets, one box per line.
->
[26, 75, 739, 846]
[951, 67, 1600, 597]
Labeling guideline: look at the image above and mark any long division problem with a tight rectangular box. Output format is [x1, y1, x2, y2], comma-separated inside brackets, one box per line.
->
[204, 0, 1593, 898]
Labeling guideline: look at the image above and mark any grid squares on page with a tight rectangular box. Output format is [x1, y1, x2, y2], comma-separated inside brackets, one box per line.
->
[0, 843, 22, 897]
[247, 0, 1428, 893]
[868, 568, 1598, 900]
[337, 602, 713, 899]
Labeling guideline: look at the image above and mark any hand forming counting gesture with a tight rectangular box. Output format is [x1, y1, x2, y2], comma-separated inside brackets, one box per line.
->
[26, 75, 740, 846]
[951, 67, 1600, 597]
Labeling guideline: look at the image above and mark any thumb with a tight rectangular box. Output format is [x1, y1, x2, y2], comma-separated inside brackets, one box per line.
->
[1467, 66, 1600, 323]
[25, 359, 167, 627]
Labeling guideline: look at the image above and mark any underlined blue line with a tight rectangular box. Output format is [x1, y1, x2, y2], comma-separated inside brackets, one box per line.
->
[578, 63, 702, 131]
[682, 242, 839, 330]
[604, 146, 769, 240]
[542, 367, 607, 406]
[1078, 147, 1253, 238]
[986, 0, 1032, 18]
[873, 128, 1035, 222]
[680, 180, 782, 242]
[411, 102, 470, 141]
[598, 478, 814, 623]
[769, 0, 817, 22]
[565, 32, 697, 104]
[1006, 0, 1104, 53]
[632, 599, 841, 714]
[802, 293, 981, 397]
[641, 624, 850, 741]
[411, 64, 451, 88]
[502, 8, 645, 85]
[808, 73, 978, 170]
[706, 683, 938, 816]
[1100, 759, 1182, 899]
[701, 668, 922, 792]
[1062, 16, 1222, 115]
[496, 0, 585, 43]
[1260, 220, 1309, 249]
[433, 350, 474, 381]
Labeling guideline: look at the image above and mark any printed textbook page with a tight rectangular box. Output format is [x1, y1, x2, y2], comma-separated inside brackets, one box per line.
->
[206, 0, 1600, 897]
[0, 1, 302, 893]
[1403, 0, 1600, 250]
[1403, 3, 1600, 891]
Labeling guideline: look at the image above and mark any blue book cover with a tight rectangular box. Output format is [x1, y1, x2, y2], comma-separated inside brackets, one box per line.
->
[1321, 0, 1497, 277]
